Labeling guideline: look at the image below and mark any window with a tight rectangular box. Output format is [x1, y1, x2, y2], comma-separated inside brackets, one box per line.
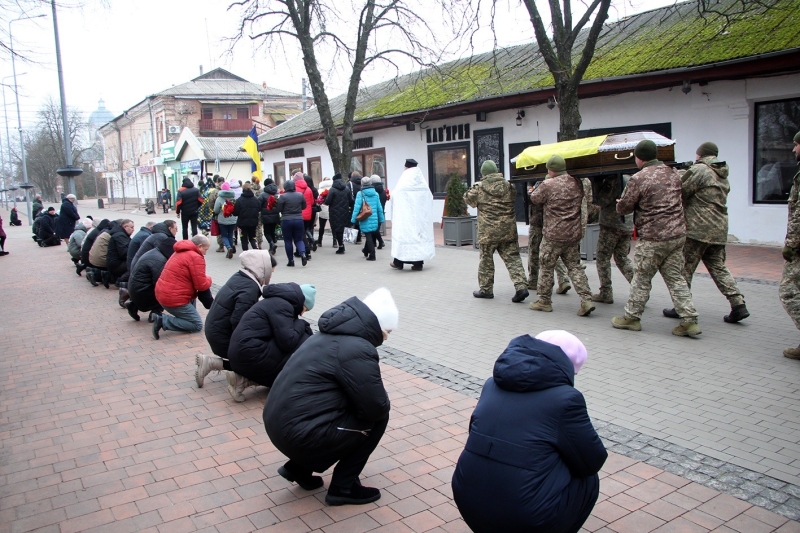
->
[273, 162, 286, 189]
[754, 98, 800, 204]
[237, 107, 249, 120]
[351, 148, 386, 186]
[289, 162, 304, 177]
[202, 108, 213, 120]
[307, 157, 322, 186]
[427, 142, 470, 198]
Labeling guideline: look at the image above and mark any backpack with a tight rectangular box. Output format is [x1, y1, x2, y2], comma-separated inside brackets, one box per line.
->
[223, 199, 235, 218]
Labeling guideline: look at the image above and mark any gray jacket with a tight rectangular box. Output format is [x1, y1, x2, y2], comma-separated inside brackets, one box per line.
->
[277, 191, 306, 221]
[214, 190, 238, 225]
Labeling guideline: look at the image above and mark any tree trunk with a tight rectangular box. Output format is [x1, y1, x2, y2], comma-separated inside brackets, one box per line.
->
[557, 82, 582, 141]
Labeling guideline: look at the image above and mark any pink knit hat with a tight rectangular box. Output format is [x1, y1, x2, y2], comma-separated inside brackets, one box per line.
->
[220, 182, 230, 190]
[535, 330, 587, 374]
[292, 171, 304, 181]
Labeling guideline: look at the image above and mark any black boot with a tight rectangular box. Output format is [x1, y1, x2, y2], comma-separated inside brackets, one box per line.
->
[125, 301, 140, 321]
[118, 283, 129, 308]
[301, 253, 308, 266]
[87, 269, 99, 287]
[724, 304, 750, 323]
[662, 308, 680, 319]
[325, 480, 381, 506]
[512, 288, 530, 303]
[101, 270, 111, 289]
[277, 461, 323, 491]
[336, 246, 345, 255]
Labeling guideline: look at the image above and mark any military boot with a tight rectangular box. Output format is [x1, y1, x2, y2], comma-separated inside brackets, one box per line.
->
[226, 371, 254, 402]
[724, 304, 750, 323]
[511, 288, 529, 303]
[473, 290, 494, 299]
[529, 300, 553, 312]
[662, 308, 680, 319]
[216, 245, 225, 253]
[591, 292, 613, 304]
[556, 281, 572, 295]
[672, 321, 702, 337]
[783, 345, 800, 360]
[195, 354, 225, 388]
[612, 316, 642, 331]
[577, 301, 596, 317]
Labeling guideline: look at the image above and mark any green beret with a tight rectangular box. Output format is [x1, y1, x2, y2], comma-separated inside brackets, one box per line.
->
[794, 131, 800, 144]
[546, 155, 566, 172]
[696, 142, 718, 157]
[480, 160, 498, 176]
[634, 140, 657, 162]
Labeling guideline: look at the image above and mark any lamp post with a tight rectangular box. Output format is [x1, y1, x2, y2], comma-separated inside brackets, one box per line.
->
[19, 182, 34, 225]
[2, 74, 21, 194]
[8, 185, 18, 211]
[0, 188, 7, 210]
[10, 14, 46, 195]
[50, 0, 82, 195]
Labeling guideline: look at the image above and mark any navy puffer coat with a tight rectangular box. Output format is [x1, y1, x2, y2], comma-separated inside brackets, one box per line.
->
[130, 223, 172, 271]
[56, 198, 80, 239]
[452, 335, 607, 533]
[127, 226, 153, 271]
[228, 283, 312, 387]
[263, 296, 389, 471]
[106, 224, 131, 273]
[128, 238, 175, 312]
[204, 271, 263, 358]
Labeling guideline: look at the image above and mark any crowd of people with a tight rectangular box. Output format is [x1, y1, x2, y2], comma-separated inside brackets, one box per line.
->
[468, 139, 753, 338]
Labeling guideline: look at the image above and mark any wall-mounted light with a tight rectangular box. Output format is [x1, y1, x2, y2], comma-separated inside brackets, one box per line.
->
[547, 96, 557, 110]
[682, 80, 692, 94]
[406, 122, 415, 131]
[516, 109, 525, 126]
[476, 111, 488, 122]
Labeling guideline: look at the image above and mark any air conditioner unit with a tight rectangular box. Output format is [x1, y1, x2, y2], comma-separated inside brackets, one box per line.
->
[167, 126, 180, 134]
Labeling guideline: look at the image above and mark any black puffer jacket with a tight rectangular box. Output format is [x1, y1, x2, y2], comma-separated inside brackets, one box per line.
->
[37, 212, 58, 240]
[127, 226, 153, 272]
[81, 219, 110, 266]
[452, 335, 607, 533]
[233, 188, 261, 228]
[204, 271, 263, 358]
[130, 223, 173, 271]
[106, 224, 131, 273]
[263, 296, 389, 469]
[374, 182, 387, 210]
[228, 283, 312, 386]
[56, 198, 80, 239]
[259, 183, 280, 225]
[176, 178, 202, 216]
[324, 179, 351, 232]
[128, 238, 176, 311]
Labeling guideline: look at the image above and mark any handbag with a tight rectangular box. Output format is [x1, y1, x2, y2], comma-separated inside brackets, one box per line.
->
[210, 219, 220, 236]
[356, 200, 372, 221]
[343, 227, 358, 243]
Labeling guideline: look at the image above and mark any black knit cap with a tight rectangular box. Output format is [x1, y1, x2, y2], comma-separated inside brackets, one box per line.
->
[634, 140, 658, 162]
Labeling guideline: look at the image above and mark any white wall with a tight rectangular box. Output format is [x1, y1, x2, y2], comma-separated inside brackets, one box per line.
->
[261, 72, 800, 244]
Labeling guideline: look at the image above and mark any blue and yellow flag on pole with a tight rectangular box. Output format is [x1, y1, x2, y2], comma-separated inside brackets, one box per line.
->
[242, 126, 262, 181]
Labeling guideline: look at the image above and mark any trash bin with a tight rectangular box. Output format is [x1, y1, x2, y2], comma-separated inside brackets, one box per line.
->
[97, 198, 104, 209]
[580, 223, 600, 260]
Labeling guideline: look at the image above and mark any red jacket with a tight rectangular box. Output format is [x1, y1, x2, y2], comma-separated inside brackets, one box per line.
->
[155, 240, 212, 307]
[294, 178, 314, 221]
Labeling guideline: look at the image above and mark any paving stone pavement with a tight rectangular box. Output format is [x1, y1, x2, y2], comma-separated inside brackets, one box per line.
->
[1, 204, 799, 532]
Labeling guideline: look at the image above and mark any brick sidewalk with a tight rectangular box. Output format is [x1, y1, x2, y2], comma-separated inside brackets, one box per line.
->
[1, 211, 798, 532]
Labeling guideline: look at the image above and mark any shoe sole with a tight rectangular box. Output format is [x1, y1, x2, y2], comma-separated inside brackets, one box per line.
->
[530, 306, 553, 312]
[195, 354, 205, 388]
[723, 312, 750, 323]
[325, 492, 381, 506]
[672, 329, 702, 337]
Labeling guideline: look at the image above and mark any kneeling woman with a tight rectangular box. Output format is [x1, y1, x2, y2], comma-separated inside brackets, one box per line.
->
[226, 283, 316, 400]
[452, 330, 607, 533]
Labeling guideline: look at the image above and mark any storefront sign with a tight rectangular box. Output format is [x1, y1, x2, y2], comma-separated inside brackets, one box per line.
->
[161, 141, 176, 162]
[138, 165, 155, 174]
[180, 159, 202, 173]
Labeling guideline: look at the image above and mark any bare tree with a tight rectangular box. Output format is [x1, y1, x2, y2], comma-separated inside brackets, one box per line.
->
[230, 0, 471, 175]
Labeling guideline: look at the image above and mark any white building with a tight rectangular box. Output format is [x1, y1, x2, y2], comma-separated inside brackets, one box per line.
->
[257, 0, 800, 244]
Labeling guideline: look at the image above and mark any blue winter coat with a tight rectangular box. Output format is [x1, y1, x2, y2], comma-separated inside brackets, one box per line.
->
[56, 198, 80, 239]
[452, 335, 607, 533]
[350, 186, 384, 233]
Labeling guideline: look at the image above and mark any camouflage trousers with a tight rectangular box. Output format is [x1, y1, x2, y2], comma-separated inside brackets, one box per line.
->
[255, 221, 263, 249]
[682, 238, 744, 307]
[478, 241, 528, 294]
[596, 228, 634, 298]
[528, 226, 568, 290]
[780, 256, 800, 330]
[624, 237, 698, 322]
[538, 238, 592, 304]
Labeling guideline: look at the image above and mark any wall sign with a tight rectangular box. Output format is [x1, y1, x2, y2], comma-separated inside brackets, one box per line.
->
[427, 123, 470, 144]
[473, 128, 504, 180]
[285, 148, 305, 159]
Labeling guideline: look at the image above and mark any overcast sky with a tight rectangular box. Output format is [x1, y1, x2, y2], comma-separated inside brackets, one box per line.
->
[0, 0, 674, 131]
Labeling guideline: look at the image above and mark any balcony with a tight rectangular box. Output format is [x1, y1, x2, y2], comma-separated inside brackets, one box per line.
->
[198, 118, 271, 136]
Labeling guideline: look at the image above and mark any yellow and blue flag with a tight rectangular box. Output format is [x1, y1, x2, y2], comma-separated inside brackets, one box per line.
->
[242, 126, 262, 181]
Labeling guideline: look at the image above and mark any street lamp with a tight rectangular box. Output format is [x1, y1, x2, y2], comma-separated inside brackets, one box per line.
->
[50, 0, 82, 195]
[9, 14, 46, 197]
[1, 74, 23, 195]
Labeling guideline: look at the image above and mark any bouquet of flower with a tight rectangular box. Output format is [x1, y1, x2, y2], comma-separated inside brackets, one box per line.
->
[317, 189, 329, 204]
[385, 188, 391, 201]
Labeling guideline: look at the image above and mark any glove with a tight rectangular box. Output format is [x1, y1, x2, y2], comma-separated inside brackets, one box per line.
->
[197, 289, 214, 309]
[783, 246, 796, 262]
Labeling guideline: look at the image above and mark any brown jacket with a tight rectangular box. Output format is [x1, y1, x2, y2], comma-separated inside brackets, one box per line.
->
[530, 172, 585, 243]
[617, 161, 685, 241]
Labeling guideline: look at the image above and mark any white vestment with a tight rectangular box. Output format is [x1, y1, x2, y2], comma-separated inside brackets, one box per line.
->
[391, 167, 435, 262]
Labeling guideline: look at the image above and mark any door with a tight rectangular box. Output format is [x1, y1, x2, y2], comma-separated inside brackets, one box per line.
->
[307, 157, 322, 186]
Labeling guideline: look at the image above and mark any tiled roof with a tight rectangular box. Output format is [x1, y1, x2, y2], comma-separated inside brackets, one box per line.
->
[158, 68, 300, 99]
[259, 0, 800, 144]
[196, 137, 251, 161]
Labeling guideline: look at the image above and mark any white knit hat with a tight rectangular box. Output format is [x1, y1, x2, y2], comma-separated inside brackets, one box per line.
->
[363, 287, 399, 331]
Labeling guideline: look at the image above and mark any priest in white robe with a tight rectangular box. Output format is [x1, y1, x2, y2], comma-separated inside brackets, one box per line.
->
[390, 159, 435, 270]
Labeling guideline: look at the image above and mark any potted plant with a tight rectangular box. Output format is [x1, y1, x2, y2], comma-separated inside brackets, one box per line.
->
[442, 173, 475, 246]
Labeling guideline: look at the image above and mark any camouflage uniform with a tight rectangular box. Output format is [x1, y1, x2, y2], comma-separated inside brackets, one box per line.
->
[201, 185, 223, 251]
[465, 173, 528, 294]
[250, 180, 264, 249]
[595, 176, 634, 299]
[780, 166, 800, 330]
[530, 172, 593, 304]
[616, 161, 698, 323]
[527, 201, 568, 290]
[680, 157, 744, 307]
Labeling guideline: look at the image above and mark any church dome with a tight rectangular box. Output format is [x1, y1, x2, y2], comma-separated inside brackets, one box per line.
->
[88, 99, 114, 129]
